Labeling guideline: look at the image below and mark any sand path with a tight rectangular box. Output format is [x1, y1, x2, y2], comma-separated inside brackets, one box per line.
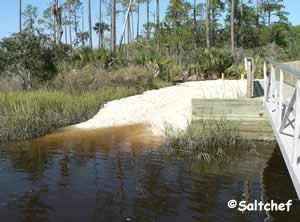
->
[75, 80, 247, 135]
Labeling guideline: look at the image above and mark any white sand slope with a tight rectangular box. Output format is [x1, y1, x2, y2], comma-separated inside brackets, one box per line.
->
[75, 80, 247, 135]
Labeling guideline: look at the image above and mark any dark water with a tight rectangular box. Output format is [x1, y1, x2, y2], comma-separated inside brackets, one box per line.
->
[0, 124, 299, 222]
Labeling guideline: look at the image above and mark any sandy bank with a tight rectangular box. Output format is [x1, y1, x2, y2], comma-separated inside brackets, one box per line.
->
[75, 80, 247, 135]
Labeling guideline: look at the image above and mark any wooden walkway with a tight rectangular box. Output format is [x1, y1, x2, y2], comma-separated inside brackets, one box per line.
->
[263, 58, 300, 198]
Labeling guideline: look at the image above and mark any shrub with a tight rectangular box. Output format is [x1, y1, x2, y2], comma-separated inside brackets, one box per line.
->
[225, 64, 245, 79]
[51, 65, 165, 93]
[70, 48, 127, 69]
[0, 31, 69, 89]
[197, 48, 233, 78]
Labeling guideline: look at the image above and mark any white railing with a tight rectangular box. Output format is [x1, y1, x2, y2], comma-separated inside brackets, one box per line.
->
[264, 58, 300, 166]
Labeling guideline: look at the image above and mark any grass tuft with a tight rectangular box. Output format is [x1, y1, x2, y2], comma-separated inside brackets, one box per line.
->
[0, 87, 139, 143]
[161, 119, 253, 162]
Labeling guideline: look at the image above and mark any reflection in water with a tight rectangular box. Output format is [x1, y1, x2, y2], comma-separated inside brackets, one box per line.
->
[0, 124, 298, 222]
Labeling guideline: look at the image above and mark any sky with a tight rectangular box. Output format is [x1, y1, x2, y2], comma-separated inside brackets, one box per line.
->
[0, 0, 299, 44]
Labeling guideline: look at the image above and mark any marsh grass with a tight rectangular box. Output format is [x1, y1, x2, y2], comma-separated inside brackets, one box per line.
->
[0, 87, 139, 143]
[162, 119, 254, 162]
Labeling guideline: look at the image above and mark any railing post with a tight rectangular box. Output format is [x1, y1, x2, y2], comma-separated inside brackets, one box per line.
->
[264, 62, 267, 102]
[293, 81, 300, 165]
[246, 58, 254, 98]
[278, 69, 283, 128]
[270, 64, 276, 114]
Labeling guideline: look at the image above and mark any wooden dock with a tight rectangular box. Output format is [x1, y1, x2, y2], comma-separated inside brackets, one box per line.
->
[192, 98, 273, 140]
[192, 58, 300, 198]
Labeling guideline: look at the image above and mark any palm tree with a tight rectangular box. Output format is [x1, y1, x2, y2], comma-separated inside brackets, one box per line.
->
[19, 0, 22, 32]
[88, 0, 93, 48]
[231, 0, 235, 53]
[111, 0, 116, 52]
[94, 22, 110, 48]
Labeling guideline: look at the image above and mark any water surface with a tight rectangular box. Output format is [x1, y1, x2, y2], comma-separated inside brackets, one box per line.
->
[0, 124, 299, 222]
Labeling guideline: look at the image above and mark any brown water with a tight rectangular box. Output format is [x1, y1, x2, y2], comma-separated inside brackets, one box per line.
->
[0, 124, 299, 222]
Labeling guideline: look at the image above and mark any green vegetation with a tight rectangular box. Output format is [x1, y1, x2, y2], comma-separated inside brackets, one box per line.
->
[162, 119, 251, 162]
[0, 87, 140, 143]
[1, 0, 299, 143]
[0, 61, 172, 143]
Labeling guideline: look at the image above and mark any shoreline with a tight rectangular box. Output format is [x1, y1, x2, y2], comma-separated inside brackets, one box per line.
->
[75, 80, 247, 136]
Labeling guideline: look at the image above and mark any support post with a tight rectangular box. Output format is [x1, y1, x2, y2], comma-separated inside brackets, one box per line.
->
[264, 62, 267, 101]
[278, 69, 283, 128]
[293, 81, 300, 165]
[246, 58, 254, 98]
[270, 64, 275, 113]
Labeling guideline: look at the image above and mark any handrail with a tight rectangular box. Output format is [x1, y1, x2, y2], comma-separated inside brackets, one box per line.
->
[263, 57, 300, 198]
[266, 57, 300, 78]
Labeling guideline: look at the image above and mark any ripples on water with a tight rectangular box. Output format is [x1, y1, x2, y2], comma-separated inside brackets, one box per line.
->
[0, 124, 299, 222]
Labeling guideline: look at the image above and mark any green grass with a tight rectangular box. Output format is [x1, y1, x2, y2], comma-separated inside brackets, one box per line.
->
[0, 87, 140, 143]
[161, 119, 252, 162]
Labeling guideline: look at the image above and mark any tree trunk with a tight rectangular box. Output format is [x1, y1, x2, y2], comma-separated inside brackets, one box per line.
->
[53, 1, 57, 43]
[231, 0, 235, 53]
[156, 0, 160, 52]
[127, 11, 131, 44]
[240, 0, 243, 19]
[100, 31, 104, 49]
[156, 0, 159, 28]
[193, 0, 198, 48]
[211, 0, 215, 46]
[88, 0, 93, 48]
[119, 0, 133, 49]
[82, 6, 84, 33]
[147, 0, 150, 42]
[98, 0, 102, 48]
[206, 0, 210, 48]
[131, 10, 134, 40]
[64, 11, 68, 44]
[256, 0, 259, 24]
[18, 68, 32, 90]
[81, 6, 84, 46]
[74, 11, 78, 38]
[54, 0, 63, 48]
[137, 2, 140, 41]
[111, 0, 117, 52]
[19, 0, 22, 32]
[69, 5, 72, 48]
[193, 0, 196, 32]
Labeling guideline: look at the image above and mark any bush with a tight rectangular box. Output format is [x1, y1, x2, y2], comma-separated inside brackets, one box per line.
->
[50, 64, 170, 94]
[197, 48, 233, 78]
[70, 48, 127, 69]
[225, 64, 245, 79]
[0, 31, 70, 89]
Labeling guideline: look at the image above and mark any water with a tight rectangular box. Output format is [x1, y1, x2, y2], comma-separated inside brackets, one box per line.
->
[0, 124, 299, 222]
